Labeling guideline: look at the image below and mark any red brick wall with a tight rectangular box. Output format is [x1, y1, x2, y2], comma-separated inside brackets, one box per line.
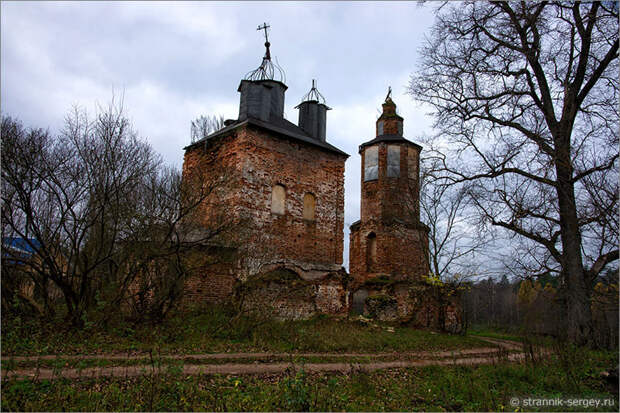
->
[360, 142, 420, 224]
[182, 134, 246, 232]
[375, 99, 402, 136]
[232, 125, 346, 271]
[182, 124, 346, 286]
[184, 272, 236, 304]
[351, 140, 429, 285]
[241, 273, 350, 319]
[349, 222, 428, 284]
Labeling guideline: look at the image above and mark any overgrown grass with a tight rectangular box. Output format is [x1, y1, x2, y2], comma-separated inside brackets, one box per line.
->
[5, 352, 479, 370]
[3, 314, 617, 411]
[2, 306, 486, 356]
[2, 352, 617, 411]
[468, 325, 526, 342]
[468, 325, 560, 351]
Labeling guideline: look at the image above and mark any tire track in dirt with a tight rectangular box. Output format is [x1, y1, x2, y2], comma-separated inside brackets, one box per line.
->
[2, 337, 534, 380]
[1, 352, 528, 380]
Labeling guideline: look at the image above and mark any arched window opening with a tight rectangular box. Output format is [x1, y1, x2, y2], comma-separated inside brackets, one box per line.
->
[303, 193, 316, 221]
[271, 184, 286, 215]
[387, 145, 400, 177]
[364, 146, 378, 181]
[366, 232, 377, 271]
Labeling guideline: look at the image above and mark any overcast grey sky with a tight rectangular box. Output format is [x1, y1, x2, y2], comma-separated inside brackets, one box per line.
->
[1, 1, 440, 267]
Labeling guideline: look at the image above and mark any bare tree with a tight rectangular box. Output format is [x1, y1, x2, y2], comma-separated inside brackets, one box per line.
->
[408, 2, 618, 344]
[2, 104, 160, 326]
[418, 156, 493, 282]
[1, 103, 234, 327]
[121, 164, 236, 324]
[190, 114, 225, 143]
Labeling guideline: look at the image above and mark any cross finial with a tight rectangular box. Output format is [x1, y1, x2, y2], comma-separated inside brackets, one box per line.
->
[257, 22, 270, 43]
[385, 86, 392, 102]
[257, 22, 271, 60]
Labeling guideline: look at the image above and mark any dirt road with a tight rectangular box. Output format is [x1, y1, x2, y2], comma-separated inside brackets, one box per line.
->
[2, 337, 536, 381]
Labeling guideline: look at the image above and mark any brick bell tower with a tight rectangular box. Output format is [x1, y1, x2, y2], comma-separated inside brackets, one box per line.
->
[349, 89, 430, 285]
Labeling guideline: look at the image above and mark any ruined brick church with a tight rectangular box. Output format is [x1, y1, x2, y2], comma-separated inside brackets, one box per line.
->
[181, 30, 461, 331]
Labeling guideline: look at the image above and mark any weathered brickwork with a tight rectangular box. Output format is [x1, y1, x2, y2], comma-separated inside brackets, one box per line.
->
[376, 98, 404, 136]
[182, 134, 245, 234]
[179, 73, 462, 332]
[350, 133, 430, 284]
[353, 280, 463, 333]
[183, 125, 345, 274]
[348, 95, 463, 333]
[350, 221, 428, 284]
[184, 272, 237, 304]
[240, 268, 350, 320]
[181, 103, 347, 314]
[359, 142, 420, 223]
[232, 125, 346, 274]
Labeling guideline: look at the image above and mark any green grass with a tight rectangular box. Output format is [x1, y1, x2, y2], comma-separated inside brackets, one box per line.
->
[468, 326, 526, 343]
[1, 306, 487, 356]
[2, 352, 617, 411]
[2, 314, 617, 411]
[0, 354, 408, 370]
[468, 325, 560, 349]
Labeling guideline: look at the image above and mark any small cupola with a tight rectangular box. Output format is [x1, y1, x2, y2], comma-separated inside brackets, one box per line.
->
[238, 23, 288, 122]
[376, 87, 403, 136]
[295, 79, 331, 142]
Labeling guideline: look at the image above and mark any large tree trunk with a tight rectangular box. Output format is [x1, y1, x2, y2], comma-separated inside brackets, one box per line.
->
[563, 264, 593, 346]
[555, 137, 593, 345]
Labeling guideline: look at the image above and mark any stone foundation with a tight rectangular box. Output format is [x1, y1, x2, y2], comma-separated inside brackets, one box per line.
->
[352, 276, 463, 333]
[238, 267, 350, 320]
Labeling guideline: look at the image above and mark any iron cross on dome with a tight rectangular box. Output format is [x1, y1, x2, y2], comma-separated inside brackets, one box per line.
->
[257, 22, 270, 44]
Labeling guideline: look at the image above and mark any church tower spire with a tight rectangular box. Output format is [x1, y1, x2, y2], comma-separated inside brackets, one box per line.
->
[376, 86, 403, 136]
[349, 91, 429, 285]
[238, 23, 287, 121]
[244, 22, 285, 83]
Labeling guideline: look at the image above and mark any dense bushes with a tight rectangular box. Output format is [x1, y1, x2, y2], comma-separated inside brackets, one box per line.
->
[1, 105, 229, 327]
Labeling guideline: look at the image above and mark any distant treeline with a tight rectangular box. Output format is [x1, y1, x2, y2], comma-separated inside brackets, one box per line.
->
[462, 270, 619, 349]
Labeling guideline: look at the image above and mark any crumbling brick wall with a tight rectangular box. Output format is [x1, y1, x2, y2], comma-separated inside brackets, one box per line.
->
[239, 268, 350, 319]
[354, 278, 463, 333]
[350, 222, 428, 285]
[359, 142, 420, 224]
[180, 124, 347, 308]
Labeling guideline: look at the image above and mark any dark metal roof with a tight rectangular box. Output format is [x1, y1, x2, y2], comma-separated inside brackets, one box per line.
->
[237, 79, 287, 93]
[184, 115, 349, 157]
[358, 134, 422, 150]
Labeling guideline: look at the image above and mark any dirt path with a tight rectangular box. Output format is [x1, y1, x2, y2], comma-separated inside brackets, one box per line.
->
[2, 353, 528, 380]
[2, 337, 532, 381]
[476, 336, 524, 350]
